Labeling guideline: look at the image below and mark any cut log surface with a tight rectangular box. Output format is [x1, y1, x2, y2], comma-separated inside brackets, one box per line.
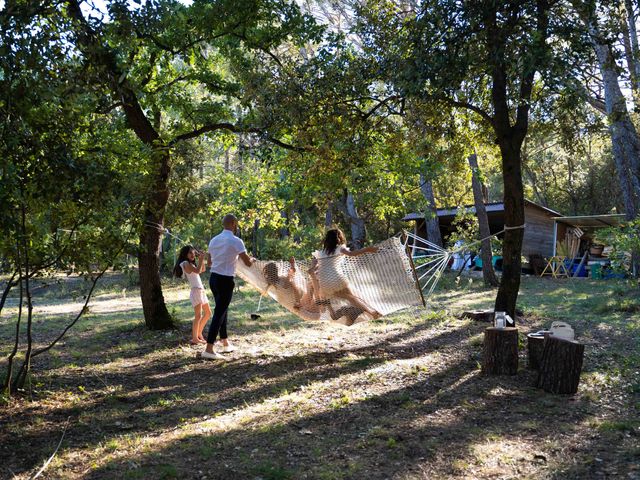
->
[482, 327, 519, 375]
[536, 336, 585, 394]
[527, 334, 546, 370]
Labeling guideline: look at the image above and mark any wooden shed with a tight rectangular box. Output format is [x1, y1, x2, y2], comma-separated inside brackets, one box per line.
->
[402, 199, 561, 257]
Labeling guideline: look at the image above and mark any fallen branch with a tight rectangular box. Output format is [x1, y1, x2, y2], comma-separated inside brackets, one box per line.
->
[31, 416, 71, 479]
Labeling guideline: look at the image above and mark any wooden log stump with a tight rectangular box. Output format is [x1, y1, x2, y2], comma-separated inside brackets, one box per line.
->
[461, 309, 494, 322]
[535, 336, 585, 394]
[527, 333, 546, 370]
[482, 327, 519, 375]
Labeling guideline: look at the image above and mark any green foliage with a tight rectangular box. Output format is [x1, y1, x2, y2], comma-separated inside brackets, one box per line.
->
[448, 208, 479, 248]
[594, 220, 640, 274]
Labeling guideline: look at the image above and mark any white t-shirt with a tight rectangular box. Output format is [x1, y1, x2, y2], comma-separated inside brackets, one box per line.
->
[180, 261, 204, 289]
[208, 229, 246, 276]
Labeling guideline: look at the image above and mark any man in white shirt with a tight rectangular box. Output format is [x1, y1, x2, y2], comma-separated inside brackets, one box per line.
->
[202, 214, 254, 360]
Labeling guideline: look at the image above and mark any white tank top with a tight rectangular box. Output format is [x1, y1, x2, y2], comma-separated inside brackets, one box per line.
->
[181, 261, 204, 289]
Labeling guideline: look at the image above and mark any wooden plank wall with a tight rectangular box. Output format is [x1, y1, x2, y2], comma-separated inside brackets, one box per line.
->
[523, 207, 555, 257]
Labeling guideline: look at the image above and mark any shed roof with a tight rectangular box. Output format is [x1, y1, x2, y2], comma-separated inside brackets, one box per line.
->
[402, 199, 561, 222]
[553, 214, 626, 228]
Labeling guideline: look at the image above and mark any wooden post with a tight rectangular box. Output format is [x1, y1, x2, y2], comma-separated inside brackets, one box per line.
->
[482, 327, 519, 375]
[535, 336, 585, 394]
[403, 231, 426, 307]
[527, 333, 546, 370]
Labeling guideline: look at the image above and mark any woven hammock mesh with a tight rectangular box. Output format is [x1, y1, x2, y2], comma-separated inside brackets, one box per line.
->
[236, 236, 424, 325]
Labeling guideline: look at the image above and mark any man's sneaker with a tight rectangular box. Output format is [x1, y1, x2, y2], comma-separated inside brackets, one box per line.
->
[200, 350, 225, 360]
[220, 344, 236, 353]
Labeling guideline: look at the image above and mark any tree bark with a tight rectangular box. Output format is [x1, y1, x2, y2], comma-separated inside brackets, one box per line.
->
[527, 333, 545, 370]
[419, 174, 443, 247]
[482, 327, 519, 375]
[338, 190, 366, 249]
[535, 335, 585, 394]
[3, 271, 22, 393]
[139, 148, 173, 330]
[252, 218, 260, 257]
[576, 3, 640, 219]
[325, 201, 333, 228]
[624, 0, 640, 110]
[494, 139, 526, 319]
[468, 153, 499, 286]
[487, 1, 549, 321]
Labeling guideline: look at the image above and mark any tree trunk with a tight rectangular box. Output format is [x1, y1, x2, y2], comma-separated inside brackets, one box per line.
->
[14, 204, 34, 391]
[253, 218, 260, 257]
[494, 140, 525, 319]
[580, 5, 640, 219]
[338, 190, 366, 249]
[487, 0, 548, 321]
[624, 0, 640, 110]
[535, 335, 585, 394]
[325, 201, 333, 228]
[67, 0, 175, 329]
[139, 150, 173, 330]
[419, 174, 443, 247]
[3, 272, 22, 393]
[482, 327, 519, 375]
[468, 153, 499, 286]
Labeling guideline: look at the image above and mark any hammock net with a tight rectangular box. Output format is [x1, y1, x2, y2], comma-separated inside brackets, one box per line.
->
[236, 235, 443, 326]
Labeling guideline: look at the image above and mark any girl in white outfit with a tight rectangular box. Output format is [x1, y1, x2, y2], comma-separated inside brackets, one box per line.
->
[174, 245, 211, 344]
[312, 228, 381, 319]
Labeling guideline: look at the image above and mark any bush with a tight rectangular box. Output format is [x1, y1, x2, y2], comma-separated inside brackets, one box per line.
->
[594, 219, 640, 276]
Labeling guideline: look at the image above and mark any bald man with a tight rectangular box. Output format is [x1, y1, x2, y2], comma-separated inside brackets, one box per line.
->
[202, 214, 254, 360]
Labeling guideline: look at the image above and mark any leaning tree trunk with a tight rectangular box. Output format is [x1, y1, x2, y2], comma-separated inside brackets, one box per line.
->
[338, 190, 366, 249]
[623, 0, 640, 111]
[581, 7, 640, 275]
[494, 140, 525, 320]
[419, 174, 443, 247]
[579, 5, 640, 219]
[468, 153, 499, 287]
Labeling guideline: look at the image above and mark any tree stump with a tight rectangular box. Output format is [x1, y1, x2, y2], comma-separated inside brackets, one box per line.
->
[482, 327, 519, 375]
[527, 333, 546, 370]
[535, 336, 585, 394]
[461, 309, 494, 322]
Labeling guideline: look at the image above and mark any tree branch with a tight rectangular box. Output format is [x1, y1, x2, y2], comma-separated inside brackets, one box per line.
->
[146, 75, 190, 95]
[443, 97, 494, 125]
[170, 123, 261, 144]
[31, 268, 107, 358]
[169, 123, 309, 152]
[265, 135, 309, 153]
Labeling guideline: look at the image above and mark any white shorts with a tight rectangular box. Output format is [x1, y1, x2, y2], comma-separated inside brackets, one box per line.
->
[190, 288, 208, 307]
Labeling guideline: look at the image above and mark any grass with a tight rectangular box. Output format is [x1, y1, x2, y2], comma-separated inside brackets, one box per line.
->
[0, 272, 639, 479]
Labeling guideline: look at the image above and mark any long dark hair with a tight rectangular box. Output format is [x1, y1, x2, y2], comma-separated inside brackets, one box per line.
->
[262, 262, 280, 289]
[323, 228, 346, 255]
[173, 245, 195, 278]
